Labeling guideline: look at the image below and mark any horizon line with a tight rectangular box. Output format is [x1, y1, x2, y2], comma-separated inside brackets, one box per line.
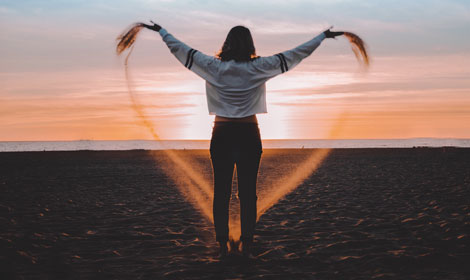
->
[2, 137, 470, 143]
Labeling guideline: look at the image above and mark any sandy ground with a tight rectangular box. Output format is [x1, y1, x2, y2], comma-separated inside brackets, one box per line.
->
[1, 148, 469, 279]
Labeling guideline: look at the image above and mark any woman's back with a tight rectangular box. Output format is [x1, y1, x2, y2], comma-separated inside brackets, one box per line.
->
[206, 59, 268, 118]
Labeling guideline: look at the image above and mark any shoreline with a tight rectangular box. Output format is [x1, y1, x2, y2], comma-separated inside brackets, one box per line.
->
[1, 146, 469, 153]
[1, 138, 470, 152]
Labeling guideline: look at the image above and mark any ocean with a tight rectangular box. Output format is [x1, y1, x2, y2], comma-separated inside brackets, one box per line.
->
[1, 138, 469, 152]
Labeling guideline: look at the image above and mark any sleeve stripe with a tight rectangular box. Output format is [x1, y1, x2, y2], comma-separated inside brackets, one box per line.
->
[279, 53, 288, 72]
[187, 50, 197, 69]
[185, 49, 196, 68]
[275, 54, 285, 73]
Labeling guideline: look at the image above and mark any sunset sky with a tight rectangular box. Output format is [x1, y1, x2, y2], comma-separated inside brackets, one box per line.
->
[1, 0, 469, 140]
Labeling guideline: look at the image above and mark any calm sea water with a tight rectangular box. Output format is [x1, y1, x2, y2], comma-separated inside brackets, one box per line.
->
[1, 139, 469, 152]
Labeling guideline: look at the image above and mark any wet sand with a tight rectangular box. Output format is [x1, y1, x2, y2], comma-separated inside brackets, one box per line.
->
[1, 148, 469, 279]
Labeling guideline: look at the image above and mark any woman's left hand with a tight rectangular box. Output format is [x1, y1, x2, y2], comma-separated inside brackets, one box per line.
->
[324, 29, 344, 38]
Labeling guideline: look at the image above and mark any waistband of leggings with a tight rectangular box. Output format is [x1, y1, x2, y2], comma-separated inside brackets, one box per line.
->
[213, 121, 259, 127]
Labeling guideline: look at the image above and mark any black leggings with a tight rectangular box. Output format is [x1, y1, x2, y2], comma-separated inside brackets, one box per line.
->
[209, 121, 262, 243]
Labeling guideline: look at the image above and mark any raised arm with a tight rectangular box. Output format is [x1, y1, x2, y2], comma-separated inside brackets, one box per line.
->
[143, 22, 220, 83]
[252, 29, 343, 78]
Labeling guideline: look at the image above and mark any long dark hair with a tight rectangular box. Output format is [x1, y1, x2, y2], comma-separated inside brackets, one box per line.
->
[216, 26, 259, 62]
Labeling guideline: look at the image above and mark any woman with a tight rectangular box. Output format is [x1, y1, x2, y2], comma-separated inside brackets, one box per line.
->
[143, 22, 343, 257]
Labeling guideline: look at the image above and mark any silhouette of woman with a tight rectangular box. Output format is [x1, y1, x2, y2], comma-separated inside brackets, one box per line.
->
[143, 22, 343, 257]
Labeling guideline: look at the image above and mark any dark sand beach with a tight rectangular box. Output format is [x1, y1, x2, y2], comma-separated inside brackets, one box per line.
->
[1, 148, 469, 279]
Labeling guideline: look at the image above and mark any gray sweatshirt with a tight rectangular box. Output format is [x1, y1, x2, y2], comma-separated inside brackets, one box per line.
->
[158, 28, 326, 118]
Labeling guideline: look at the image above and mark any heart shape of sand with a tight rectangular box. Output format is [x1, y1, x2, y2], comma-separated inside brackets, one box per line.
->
[117, 25, 369, 241]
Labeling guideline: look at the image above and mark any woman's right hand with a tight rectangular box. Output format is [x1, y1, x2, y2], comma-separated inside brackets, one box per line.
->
[143, 21, 161, 32]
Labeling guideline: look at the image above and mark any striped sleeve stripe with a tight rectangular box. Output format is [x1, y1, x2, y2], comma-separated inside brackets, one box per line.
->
[185, 49, 197, 68]
[275, 54, 285, 73]
[187, 50, 197, 69]
[279, 53, 288, 72]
